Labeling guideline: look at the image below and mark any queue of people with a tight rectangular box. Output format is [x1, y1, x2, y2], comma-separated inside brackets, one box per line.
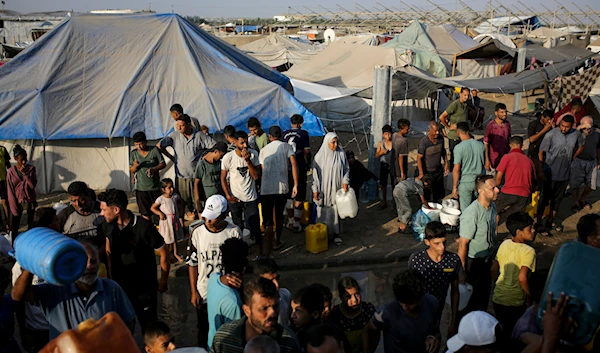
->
[0, 95, 599, 353]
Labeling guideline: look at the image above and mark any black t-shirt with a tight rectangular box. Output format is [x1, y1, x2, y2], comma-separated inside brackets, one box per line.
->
[527, 119, 546, 159]
[408, 250, 462, 306]
[99, 211, 165, 296]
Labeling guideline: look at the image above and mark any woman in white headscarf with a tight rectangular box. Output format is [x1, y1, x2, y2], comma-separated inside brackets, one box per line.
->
[312, 132, 350, 245]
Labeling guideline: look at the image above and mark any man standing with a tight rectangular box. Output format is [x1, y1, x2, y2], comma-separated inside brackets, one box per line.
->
[159, 114, 216, 220]
[440, 87, 470, 165]
[193, 142, 228, 212]
[260, 126, 298, 256]
[282, 114, 311, 232]
[451, 122, 485, 211]
[0, 144, 10, 231]
[98, 189, 170, 332]
[458, 175, 499, 314]
[220, 131, 262, 256]
[417, 121, 449, 202]
[484, 103, 511, 172]
[393, 119, 410, 182]
[210, 276, 302, 353]
[11, 242, 136, 339]
[170, 104, 201, 131]
[495, 136, 536, 222]
[56, 181, 105, 248]
[570, 116, 600, 211]
[538, 115, 584, 233]
[247, 117, 268, 152]
[130, 132, 166, 221]
[554, 97, 585, 126]
[527, 110, 554, 161]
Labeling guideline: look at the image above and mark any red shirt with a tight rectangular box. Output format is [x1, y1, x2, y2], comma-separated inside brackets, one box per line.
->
[496, 149, 536, 198]
[484, 119, 511, 168]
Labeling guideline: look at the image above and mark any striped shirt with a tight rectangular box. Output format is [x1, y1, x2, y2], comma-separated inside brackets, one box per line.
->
[209, 317, 301, 353]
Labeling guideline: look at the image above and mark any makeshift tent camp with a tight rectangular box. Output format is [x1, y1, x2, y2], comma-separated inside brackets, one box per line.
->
[0, 13, 323, 193]
[238, 33, 321, 68]
[474, 16, 541, 35]
[528, 27, 568, 48]
[334, 34, 380, 46]
[473, 33, 516, 49]
[382, 22, 447, 78]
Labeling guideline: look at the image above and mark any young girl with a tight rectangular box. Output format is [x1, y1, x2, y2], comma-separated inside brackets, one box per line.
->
[151, 178, 184, 262]
[329, 276, 376, 353]
[7, 145, 37, 240]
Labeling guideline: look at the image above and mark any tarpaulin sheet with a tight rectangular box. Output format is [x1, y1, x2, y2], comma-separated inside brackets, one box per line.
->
[0, 13, 324, 140]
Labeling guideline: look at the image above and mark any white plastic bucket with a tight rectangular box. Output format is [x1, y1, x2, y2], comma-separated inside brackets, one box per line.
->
[446, 283, 473, 311]
[440, 207, 461, 226]
[421, 203, 442, 221]
[442, 199, 460, 210]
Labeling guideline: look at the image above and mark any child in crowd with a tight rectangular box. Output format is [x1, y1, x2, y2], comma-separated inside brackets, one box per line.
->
[151, 178, 184, 262]
[346, 151, 377, 197]
[144, 320, 177, 353]
[375, 124, 395, 209]
[393, 174, 432, 233]
[291, 286, 325, 348]
[492, 211, 536, 340]
[309, 282, 333, 320]
[32, 207, 58, 230]
[247, 117, 268, 152]
[329, 276, 376, 353]
[200, 125, 210, 136]
[7, 144, 37, 239]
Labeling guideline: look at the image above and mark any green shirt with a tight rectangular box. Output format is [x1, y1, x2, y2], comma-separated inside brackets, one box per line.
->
[194, 158, 222, 199]
[445, 99, 468, 140]
[453, 139, 485, 184]
[255, 133, 269, 151]
[129, 147, 164, 191]
[459, 200, 497, 259]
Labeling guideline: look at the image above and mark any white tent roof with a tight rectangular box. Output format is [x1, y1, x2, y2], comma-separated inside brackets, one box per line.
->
[238, 34, 322, 67]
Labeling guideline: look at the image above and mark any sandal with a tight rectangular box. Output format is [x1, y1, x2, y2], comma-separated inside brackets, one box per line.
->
[545, 221, 562, 233]
[333, 237, 343, 245]
[583, 203, 592, 211]
[535, 224, 551, 237]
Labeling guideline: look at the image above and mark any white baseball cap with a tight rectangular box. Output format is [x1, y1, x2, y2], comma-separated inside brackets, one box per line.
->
[446, 311, 499, 353]
[201, 195, 228, 220]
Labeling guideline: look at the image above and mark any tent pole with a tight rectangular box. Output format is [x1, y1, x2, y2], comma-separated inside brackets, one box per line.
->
[368, 65, 392, 175]
[513, 47, 527, 114]
[452, 55, 457, 76]
[42, 140, 48, 195]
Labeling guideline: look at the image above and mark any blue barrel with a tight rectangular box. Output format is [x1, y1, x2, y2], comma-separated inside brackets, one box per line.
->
[13, 228, 87, 286]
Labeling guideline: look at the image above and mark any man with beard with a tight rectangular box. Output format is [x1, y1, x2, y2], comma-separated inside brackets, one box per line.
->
[570, 116, 600, 211]
[210, 276, 301, 353]
[11, 242, 136, 339]
[98, 189, 170, 333]
[484, 103, 511, 173]
[56, 181, 105, 248]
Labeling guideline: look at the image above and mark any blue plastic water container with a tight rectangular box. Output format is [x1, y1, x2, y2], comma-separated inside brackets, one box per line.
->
[13, 228, 87, 286]
[538, 242, 600, 346]
[367, 178, 378, 201]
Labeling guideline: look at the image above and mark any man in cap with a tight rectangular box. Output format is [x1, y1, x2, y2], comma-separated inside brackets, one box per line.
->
[446, 311, 502, 353]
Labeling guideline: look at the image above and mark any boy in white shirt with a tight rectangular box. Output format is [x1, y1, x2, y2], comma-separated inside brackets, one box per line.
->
[187, 195, 241, 349]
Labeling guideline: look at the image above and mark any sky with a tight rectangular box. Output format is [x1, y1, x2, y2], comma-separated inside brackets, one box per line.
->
[11, 0, 599, 19]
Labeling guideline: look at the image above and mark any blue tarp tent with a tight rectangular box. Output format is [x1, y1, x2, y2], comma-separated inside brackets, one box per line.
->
[0, 13, 323, 140]
[0, 13, 323, 193]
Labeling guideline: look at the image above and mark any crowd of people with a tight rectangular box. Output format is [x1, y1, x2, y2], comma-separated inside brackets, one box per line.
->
[0, 93, 598, 353]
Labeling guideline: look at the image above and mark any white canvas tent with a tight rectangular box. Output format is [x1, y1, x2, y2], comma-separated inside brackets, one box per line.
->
[528, 27, 568, 48]
[238, 34, 322, 68]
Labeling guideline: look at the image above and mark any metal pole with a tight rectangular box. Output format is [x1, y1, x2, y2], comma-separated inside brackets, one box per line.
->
[368, 65, 392, 174]
[513, 47, 527, 114]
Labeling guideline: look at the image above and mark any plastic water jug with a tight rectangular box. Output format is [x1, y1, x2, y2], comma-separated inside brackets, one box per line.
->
[367, 179, 378, 201]
[40, 312, 138, 353]
[538, 242, 600, 346]
[305, 223, 328, 254]
[52, 201, 68, 214]
[359, 183, 369, 204]
[300, 202, 312, 226]
[336, 188, 359, 219]
[442, 199, 459, 210]
[13, 228, 87, 286]
[446, 283, 473, 311]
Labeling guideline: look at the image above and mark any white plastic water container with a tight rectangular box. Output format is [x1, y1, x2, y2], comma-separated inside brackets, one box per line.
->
[336, 188, 359, 219]
[421, 203, 442, 222]
[440, 207, 461, 226]
[446, 283, 473, 311]
[442, 199, 460, 210]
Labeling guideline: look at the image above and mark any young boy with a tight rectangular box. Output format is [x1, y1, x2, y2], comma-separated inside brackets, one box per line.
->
[144, 321, 177, 353]
[193, 141, 228, 212]
[223, 125, 237, 152]
[247, 117, 268, 152]
[392, 174, 432, 233]
[291, 286, 325, 348]
[130, 131, 167, 221]
[253, 257, 293, 327]
[491, 211, 536, 340]
[187, 194, 241, 348]
[207, 237, 249, 348]
[308, 283, 333, 320]
[283, 114, 311, 232]
[376, 124, 395, 209]
[408, 221, 463, 333]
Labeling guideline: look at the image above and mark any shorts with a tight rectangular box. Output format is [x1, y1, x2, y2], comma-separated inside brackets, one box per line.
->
[380, 163, 394, 186]
[0, 180, 6, 200]
[570, 158, 596, 188]
[495, 192, 528, 216]
[288, 168, 307, 202]
[261, 194, 287, 227]
[135, 189, 161, 217]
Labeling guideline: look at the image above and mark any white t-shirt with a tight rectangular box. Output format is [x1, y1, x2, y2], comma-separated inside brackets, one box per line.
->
[221, 149, 260, 202]
[259, 140, 294, 195]
[12, 262, 50, 330]
[188, 222, 241, 300]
